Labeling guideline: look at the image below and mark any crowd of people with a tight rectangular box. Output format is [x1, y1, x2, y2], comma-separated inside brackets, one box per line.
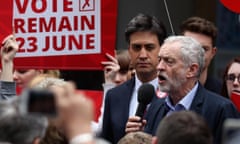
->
[0, 13, 239, 144]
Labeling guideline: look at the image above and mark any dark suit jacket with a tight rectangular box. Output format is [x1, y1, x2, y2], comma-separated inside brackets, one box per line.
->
[100, 78, 135, 144]
[205, 76, 222, 95]
[100, 77, 158, 143]
[144, 83, 239, 144]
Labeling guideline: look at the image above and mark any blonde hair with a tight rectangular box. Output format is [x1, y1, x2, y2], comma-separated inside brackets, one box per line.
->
[32, 77, 66, 89]
[43, 70, 61, 78]
[117, 132, 152, 144]
[29, 73, 66, 89]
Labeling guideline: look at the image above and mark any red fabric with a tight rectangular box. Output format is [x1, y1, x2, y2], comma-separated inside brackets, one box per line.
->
[76, 90, 103, 122]
[231, 92, 240, 112]
[220, 0, 240, 13]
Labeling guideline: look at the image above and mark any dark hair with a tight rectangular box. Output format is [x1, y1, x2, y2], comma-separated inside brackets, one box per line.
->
[125, 13, 167, 46]
[180, 17, 217, 46]
[221, 57, 240, 98]
[156, 111, 212, 144]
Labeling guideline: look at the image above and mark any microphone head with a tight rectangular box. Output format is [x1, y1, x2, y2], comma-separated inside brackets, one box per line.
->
[137, 83, 155, 105]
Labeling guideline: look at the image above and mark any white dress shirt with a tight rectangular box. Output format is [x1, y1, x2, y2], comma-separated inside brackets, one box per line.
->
[128, 75, 159, 116]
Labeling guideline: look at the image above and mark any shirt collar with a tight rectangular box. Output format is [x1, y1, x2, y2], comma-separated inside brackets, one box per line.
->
[134, 75, 159, 91]
[165, 82, 199, 111]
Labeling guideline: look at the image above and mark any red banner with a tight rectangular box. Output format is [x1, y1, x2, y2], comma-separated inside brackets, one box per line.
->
[0, 0, 117, 70]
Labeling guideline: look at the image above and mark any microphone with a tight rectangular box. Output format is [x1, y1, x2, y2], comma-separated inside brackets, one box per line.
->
[135, 83, 155, 118]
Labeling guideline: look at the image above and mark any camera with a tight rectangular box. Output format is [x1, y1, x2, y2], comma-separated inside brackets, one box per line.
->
[18, 89, 57, 117]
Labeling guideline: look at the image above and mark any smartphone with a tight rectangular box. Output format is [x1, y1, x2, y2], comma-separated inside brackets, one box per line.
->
[19, 89, 57, 117]
[222, 118, 240, 144]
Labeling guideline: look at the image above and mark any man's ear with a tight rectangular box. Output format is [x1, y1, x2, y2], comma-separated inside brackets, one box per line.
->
[152, 136, 158, 144]
[186, 63, 199, 78]
[32, 137, 41, 144]
[211, 46, 217, 57]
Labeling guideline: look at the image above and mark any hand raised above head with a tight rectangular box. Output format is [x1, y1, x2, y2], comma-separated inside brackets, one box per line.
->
[101, 53, 120, 83]
[1, 34, 19, 63]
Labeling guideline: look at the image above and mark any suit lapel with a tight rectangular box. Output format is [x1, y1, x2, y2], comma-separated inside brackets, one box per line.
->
[190, 83, 205, 115]
[119, 78, 136, 123]
[145, 99, 167, 135]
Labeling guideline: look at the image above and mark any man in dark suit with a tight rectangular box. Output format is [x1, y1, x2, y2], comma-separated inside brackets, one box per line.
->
[100, 13, 167, 144]
[125, 36, 239, 144]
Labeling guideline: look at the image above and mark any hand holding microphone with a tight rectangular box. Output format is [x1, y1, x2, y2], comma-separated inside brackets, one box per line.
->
[125, 83, 155, 133]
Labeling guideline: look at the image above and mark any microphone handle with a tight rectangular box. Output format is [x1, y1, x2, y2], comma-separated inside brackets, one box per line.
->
[135, 103, 147, 119]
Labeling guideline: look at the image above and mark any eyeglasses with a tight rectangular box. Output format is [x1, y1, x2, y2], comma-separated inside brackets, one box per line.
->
[226, 74, 240, 83]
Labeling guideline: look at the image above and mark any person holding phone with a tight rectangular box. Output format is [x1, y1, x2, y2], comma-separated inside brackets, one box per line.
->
[221, 56, 240, 111]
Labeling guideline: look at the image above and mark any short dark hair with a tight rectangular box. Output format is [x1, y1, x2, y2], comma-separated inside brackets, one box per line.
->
[125, 13, 167, 46]
[180, 17, 217, 46]
[156, 111, 213, 144]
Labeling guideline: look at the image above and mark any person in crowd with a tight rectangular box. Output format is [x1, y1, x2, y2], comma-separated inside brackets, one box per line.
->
[0, 34, 18, 99]
[54, 82, 110, 144]
[13, 69, 60, 94]
[221, 56, 240, 97]
[100, 13, 167, 143]
[152, 111, 213, 144]
[0, 114, 48, 144]
[180, 16, 222, 94]
[125, 36, 239, 144]
[0, 34, 60, 97]
[102, 49, 132, 87]
[0, 78, 109, 144]
[221, 57, 240, 111]
[40, 123, 69, 144]
[93, 49, 133, 134]
[117, 131, 152, 144]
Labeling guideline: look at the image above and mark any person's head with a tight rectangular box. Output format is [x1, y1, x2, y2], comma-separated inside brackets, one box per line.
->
[180, 17, 217, 72]
[152, 111, 213, 144]
[114, 49, 132, 85]
[0, 115, 48, 144]
[125, 13, 167, 82]
[40, 122, 68, 144]
[221, 57, 240, 98]
[13, 69, 60, 93]
[157, 36, 204, 96]
[13, 69, 44, 89]
[33, 77, 67, 98]
[117, 131, 152, 144]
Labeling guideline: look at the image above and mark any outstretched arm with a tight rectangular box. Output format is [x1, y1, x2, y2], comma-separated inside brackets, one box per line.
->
[1, 34, 18, 82]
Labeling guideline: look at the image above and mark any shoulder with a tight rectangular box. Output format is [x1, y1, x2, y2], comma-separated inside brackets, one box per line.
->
[105, 78, 135, 101]
[200, 87, 238, 115]
[147, 98, 166, 113]
[106, 78, 134, 95]
[205, 76, 222, 94]
[203, 88, 231, 105]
